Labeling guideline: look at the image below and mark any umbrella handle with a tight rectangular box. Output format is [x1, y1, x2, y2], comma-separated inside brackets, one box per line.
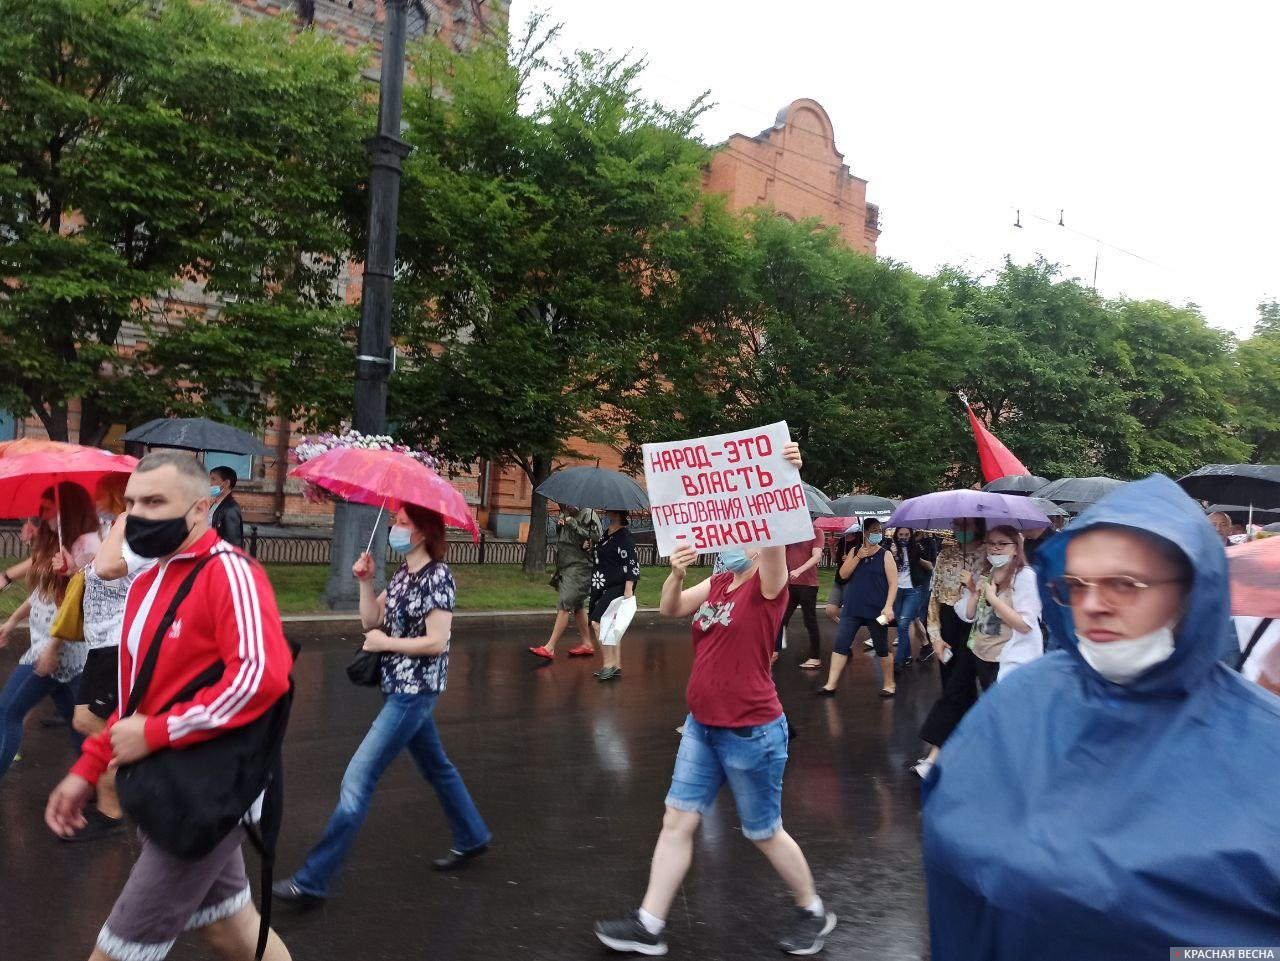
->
[364, 500, 387, 557]
[55, 483, 63, 555]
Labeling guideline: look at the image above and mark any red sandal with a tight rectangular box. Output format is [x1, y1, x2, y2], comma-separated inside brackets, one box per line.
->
[566, 644, 596, 657]
[528, 645, 554, 660]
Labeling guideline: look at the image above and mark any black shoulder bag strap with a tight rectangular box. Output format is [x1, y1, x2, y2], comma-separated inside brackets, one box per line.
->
[123, 554, 219, 717]
[123, 550, 282, 960]
[1237, 617, 1275, 673]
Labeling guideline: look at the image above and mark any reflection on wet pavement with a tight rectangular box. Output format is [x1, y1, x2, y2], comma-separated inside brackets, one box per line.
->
[0, 618, 934, 960]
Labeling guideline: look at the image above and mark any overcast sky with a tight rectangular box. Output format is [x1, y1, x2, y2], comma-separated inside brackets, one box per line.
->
[507, 0, 1278, 337]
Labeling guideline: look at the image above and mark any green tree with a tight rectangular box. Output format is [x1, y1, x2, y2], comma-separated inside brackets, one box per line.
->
[390, 21, 710, 572]
[1253, 298, 1280, 337]
[1235, 300, 1280, 464]
[1106, 299, 1249, 475]
[633, 207, 965, 497]
[0, 0, 368, 443]
[941, 259, 1137, 481]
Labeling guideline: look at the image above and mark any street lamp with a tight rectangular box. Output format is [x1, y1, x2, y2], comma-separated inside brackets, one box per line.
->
[325, 0, 413, 608]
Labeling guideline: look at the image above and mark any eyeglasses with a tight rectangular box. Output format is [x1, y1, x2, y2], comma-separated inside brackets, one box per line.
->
[1046, 575, 1187, 607]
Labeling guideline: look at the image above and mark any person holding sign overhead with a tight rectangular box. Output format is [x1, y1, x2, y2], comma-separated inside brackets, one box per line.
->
[817, 518, 899, 697]
[594, 442, 837, 957]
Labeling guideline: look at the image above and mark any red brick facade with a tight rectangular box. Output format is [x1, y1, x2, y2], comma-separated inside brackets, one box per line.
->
[704, 98, 879, 254]
[4, 20, 871, 538]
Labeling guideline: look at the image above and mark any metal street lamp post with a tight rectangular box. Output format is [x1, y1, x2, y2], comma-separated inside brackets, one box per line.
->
[325, 0, 412, 608]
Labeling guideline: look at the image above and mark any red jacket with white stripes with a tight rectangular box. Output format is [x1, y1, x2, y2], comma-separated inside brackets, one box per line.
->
[71, 529, 292, 787]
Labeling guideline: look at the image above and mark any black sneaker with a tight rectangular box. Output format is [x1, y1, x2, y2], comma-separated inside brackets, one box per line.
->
[594, 911, 668, 955]
[778, 907, 836, 955]
[271, 878, 325, 909]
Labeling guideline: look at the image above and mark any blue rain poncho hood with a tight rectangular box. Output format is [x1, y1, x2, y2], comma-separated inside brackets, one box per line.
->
[922, 474, 1280, 959]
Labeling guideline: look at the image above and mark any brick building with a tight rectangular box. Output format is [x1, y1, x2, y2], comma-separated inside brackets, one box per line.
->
[2, 12, 874, 538]
[477, 99, 880, 537]
[3, 0, 507, 530]
[704, 98, 880, 254]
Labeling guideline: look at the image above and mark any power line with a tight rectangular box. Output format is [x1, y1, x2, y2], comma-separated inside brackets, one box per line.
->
[1022, 209, 1166, 271]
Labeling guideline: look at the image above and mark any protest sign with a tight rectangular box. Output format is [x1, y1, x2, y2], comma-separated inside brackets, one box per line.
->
[643, 421, 812, 556]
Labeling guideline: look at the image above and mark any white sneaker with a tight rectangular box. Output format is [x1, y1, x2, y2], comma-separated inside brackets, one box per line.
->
[863, 639, 875, 650]
[912, 758, 935, 779]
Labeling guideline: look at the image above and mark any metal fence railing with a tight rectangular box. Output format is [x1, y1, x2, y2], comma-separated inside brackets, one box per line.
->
[3, 526, 841, 570]
[244, 528, 672, 568]
[244, 529, 843, 569]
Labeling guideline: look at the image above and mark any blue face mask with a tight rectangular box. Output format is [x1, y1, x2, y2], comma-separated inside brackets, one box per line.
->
[868, 533, 883, 545]
[388, 525, 415, 553]
[209, 486, 222, 499]
[719, 548, 752, 574]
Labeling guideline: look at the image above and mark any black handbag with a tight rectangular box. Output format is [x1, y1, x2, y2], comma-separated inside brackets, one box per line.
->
[346, 647, 382, 687]
[114, 554, 295, 959]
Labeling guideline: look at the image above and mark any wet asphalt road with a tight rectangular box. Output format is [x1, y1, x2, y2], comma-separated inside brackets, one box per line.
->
[0, 615, 936, 960]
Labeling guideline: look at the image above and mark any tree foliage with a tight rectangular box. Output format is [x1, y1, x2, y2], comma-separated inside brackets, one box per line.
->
[390, 20, 710, 570]
[0, 0, 368, 442]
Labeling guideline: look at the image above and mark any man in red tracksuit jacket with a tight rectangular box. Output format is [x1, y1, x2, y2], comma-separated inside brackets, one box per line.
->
[45, 451, 294, 961]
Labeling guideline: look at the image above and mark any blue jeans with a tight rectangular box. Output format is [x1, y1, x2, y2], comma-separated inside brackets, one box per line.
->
[893, 587, 928, 666]
[665, 713, 788, 841]
[293, 691, 490, 897]
[0, 663, 81, 776]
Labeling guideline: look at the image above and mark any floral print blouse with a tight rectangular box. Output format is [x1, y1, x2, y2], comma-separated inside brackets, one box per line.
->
[925, 543, 987, 645]
[590, 527, 641, 596]
[380, 560, 455, 695]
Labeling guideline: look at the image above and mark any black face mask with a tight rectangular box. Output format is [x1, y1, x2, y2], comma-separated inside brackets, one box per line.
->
[125, 511, 193, 559]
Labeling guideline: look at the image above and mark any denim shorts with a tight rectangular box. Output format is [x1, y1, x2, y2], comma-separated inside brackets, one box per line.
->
[665, 713, 788, 840]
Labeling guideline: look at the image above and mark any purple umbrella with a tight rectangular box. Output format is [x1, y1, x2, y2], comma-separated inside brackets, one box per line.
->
[887, 489, 1051, 532]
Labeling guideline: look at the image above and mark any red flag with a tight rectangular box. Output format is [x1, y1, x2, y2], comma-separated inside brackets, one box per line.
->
[965, 405, 1029, 483]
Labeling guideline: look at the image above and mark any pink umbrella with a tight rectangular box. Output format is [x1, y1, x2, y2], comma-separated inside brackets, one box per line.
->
[1228, 536, 1280, 618]
[291, 447, 479, 542]
[814, 515, 862, 534]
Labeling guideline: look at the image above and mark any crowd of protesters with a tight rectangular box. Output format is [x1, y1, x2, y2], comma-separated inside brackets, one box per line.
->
[1, 439, 1277, 960]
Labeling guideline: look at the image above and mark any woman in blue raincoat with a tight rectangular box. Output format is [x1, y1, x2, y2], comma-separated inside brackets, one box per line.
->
[922, 474, 1280, 959]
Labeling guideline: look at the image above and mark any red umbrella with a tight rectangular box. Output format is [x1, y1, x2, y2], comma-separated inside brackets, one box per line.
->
[291, 447, 479, 542]
[0, 447, 138, 519]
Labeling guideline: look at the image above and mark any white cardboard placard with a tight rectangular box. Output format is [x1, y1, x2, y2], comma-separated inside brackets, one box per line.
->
[642, 421, 810, 556]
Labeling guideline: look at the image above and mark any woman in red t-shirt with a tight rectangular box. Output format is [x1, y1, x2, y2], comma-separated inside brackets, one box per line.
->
[593, 442, 837, 957]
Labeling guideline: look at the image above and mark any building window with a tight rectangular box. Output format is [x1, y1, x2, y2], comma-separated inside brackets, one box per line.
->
[205, 451, 254, 489]
[0, 411, 15, 442]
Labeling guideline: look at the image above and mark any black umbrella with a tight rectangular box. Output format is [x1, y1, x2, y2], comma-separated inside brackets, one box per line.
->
[982, 474, 1049, 496]
[1178, 464, 1280, 509]
[829, 494, 897, 516]
[803, 483, 834, 516]
[1206, 504, 1280, 524]
[123, 417, 271, 456]
[536, 466, 649, 512]
[1029, 497, 1069, 518]
[1032, 476, 1125, 506]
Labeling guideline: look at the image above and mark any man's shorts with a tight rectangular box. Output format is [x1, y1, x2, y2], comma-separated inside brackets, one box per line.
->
[826, 583, 844, 608]
[97, 826, 251, 961]
[665, 713, 788, 840]
[76, 646, 119, 719]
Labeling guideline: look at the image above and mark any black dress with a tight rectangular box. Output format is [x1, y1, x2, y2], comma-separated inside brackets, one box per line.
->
[589, 527, 640, 623]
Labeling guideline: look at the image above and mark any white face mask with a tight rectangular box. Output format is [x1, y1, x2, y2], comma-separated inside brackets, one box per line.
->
[988, 553, 1013, 568]
[1076, 625, 1175, 685]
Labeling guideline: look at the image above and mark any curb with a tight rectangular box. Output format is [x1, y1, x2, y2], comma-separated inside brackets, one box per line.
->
[281, 607, 662, 625]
